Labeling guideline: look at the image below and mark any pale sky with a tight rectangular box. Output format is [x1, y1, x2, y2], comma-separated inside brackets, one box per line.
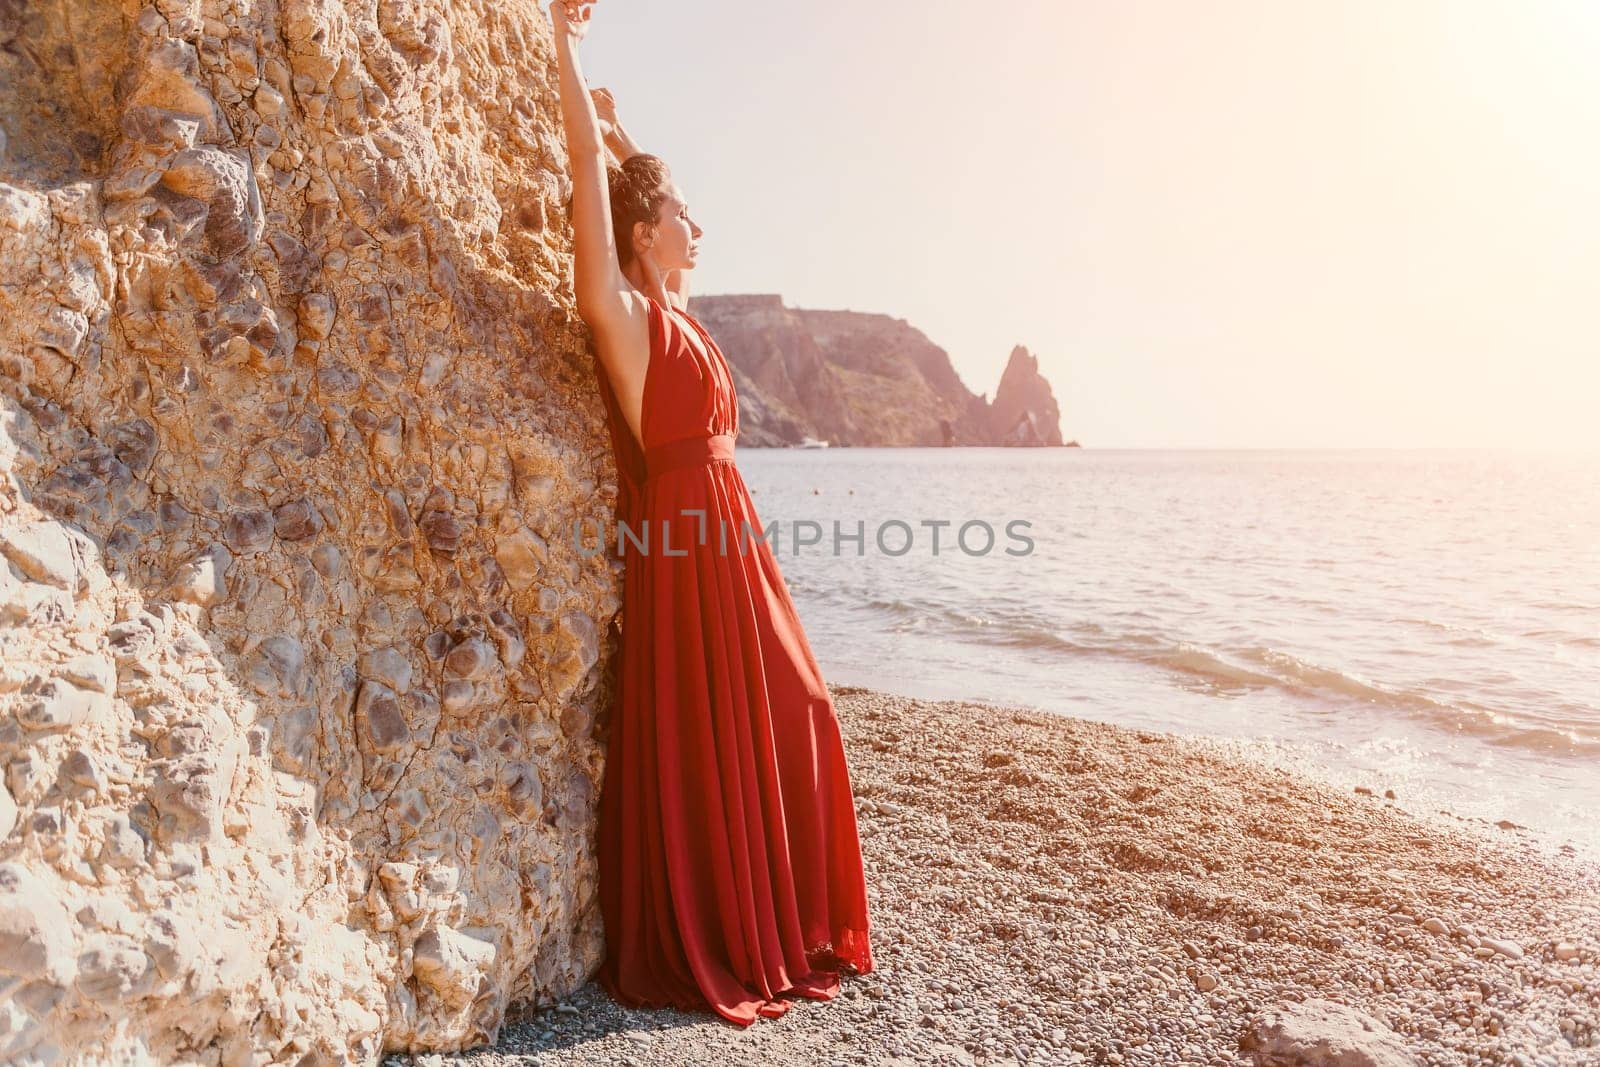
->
[577, 0, 1600, 449]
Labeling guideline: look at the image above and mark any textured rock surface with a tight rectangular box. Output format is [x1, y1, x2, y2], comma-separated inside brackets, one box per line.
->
[1240, 998, 1419, 1066]
[689, 294, 1067, 448]
[1, 0, 621, 1062]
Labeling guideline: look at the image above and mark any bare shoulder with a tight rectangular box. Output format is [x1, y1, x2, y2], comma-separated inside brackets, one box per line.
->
[582, 287, 651, 341]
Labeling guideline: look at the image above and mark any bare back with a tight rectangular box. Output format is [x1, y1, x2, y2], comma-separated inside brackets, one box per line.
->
[589, 290, 709, 451]
[588, 293, 655, 450]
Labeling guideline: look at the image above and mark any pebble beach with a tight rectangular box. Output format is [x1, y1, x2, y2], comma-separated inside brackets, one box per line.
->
[390, 685, 1600, 1067]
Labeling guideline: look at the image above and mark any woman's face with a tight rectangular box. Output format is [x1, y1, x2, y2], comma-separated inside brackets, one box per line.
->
[640, 182, 703, 270]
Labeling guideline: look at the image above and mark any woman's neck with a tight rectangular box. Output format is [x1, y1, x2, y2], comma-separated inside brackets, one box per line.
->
[621, 260, 672, 308]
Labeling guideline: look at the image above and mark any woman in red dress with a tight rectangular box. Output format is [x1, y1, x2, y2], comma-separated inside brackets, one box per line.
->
[550, 0, 876, 1026]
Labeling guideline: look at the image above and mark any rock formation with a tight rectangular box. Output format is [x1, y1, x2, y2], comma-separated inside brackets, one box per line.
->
[987, 345, 1064, 447]
[1, 0, 621, 1062]
[688, 294, 1067, 448]
[1240, 998, 1419, 1066]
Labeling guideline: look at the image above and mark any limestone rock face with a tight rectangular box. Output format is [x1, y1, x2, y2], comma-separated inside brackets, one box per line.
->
[689, 294, 1067, 447]
[1, 0, 620, 1063]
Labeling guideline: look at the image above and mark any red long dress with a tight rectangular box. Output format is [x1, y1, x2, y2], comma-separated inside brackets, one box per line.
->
[591, 292, 875, 1026]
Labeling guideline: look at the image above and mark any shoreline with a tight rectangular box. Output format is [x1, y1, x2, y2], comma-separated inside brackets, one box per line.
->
[409, 685, 1600, 1066]
[827, 674, 1600, 866]
[1143, 714, 1600, 869]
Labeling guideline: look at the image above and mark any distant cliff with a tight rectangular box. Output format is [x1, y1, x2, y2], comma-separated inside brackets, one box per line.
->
[687, 294, 1068, 448]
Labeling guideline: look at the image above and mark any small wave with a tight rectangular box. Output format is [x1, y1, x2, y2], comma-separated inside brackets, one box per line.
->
[1255, 649, 1461, 713]
[844, 593, 1600, 759]
[1525, 599, 1600, 617]
[1147, 644, 1600, 759]
[853, 594, 1110, 656]
[1389, 616, 1505, 645]
[1158, 644, 1284, 690]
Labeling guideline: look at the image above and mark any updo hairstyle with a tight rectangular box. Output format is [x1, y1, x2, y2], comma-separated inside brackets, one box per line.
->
[607, 153, 672, 269]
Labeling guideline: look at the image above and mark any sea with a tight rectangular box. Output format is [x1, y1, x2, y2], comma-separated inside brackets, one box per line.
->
[734, 447, 1600, 857]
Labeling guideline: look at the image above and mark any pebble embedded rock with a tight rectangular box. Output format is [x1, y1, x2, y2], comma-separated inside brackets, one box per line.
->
[0, 0, 625, 1060]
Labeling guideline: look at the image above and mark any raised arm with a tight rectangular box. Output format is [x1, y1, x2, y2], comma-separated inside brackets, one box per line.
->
[664, 267, 692, 310]
[592, 87, 693, 311]
[550, 3, 630, 327]
[592, 87, 644, 166]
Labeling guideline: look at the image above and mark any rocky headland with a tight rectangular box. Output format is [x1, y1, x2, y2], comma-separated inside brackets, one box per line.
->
[687, 295, 1066, 449]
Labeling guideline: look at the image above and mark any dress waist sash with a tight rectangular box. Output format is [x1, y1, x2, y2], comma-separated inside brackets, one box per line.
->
[643, 433, 736, 479]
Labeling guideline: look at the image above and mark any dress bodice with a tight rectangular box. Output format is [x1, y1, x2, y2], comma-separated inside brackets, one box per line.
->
[639, 294, 740, 450]
[590, 293, 742, 547]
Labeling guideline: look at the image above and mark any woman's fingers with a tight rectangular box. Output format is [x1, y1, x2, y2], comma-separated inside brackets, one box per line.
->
[555, 0, 595, 31]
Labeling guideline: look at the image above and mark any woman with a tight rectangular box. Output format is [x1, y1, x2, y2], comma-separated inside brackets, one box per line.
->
[549, 0, 876, 1028]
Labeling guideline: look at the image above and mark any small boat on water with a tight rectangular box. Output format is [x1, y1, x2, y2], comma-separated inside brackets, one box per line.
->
[796, 436, 831, 449]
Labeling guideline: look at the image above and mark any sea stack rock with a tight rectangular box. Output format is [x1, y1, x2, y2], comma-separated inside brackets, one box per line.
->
[987, 345, 1064, 447]
[1, 0, 619, 1061]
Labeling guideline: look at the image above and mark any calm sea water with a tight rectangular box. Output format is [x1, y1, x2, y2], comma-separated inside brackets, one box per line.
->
[735, 447, 1600, 855]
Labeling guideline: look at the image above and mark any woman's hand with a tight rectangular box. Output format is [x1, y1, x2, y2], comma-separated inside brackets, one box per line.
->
[591, 87, 618, 138]
[592, 85, 645, 162]
[549, 0, 596, 43]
